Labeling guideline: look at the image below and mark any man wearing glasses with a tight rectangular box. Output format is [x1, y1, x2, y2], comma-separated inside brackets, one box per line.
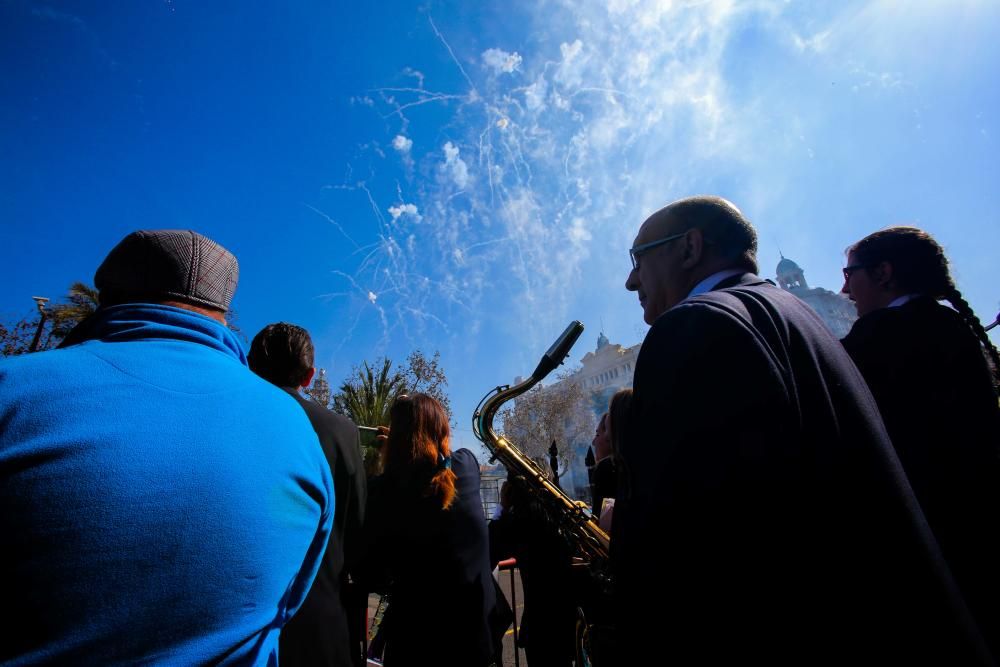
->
[614, 196, 990, 665]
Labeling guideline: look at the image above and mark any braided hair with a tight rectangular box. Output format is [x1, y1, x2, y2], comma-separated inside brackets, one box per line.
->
[849, 226, 1000, 386]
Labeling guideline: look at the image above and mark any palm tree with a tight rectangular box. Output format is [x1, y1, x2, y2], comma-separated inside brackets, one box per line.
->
[334, 358, 406, 428]
[334, 358, 407, 475]
[43, 282, 100, 349]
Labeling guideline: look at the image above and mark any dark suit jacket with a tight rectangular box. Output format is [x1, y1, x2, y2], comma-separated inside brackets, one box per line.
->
[613, 274, 991, 665]
[279, 389, 367, 667]
[843, 296, 1000, 657]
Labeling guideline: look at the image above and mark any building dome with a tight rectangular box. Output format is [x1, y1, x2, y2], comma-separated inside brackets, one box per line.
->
[775, 254, 809, 290]
[776, 256, 802, 276]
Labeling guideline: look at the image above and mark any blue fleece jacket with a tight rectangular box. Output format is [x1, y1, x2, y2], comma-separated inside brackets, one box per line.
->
[0, 304, 333, 665]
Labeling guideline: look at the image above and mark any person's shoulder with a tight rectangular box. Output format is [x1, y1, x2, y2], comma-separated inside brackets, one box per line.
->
[296, 396, 358, 437]
[244, 380, 319, 439]
[450, 449, 483, 481]
[846, 298, 963, 348]
[0, 343, 89, 372]
[649, 292, 754, 338]
[452, 448, 480, 467]
[908, 298, 970, 332]
[0, 344, 98, 399]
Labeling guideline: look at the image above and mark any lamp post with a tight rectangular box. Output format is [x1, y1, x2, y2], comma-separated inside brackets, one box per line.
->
[985, 311, 999, 333]
[28, 296, 50, 353]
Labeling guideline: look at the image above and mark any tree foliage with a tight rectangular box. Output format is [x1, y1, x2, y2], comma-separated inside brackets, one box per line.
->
[1, 282, 249, 357]
[0, 282, 100, 357]
[320, 350, 452, 476]
[332, 358, 406, 428]
[497, 374, 594, 474]
[323, 350, 452, 424]
[0, 318, 37, 357]
[400, 350, 451, 418]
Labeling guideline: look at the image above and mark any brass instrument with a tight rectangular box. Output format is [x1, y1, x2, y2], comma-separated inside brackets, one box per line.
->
[472, 321, 613, 665]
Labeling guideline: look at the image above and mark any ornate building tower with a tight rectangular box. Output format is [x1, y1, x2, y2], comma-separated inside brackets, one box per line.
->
[776, 255, 808, 290]
[774, 255, 857, 339]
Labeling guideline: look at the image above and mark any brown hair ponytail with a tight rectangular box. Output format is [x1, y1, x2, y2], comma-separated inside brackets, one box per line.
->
[385, 393, 457, 509]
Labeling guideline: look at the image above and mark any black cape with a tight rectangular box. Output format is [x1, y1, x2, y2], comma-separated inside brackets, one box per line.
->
[843, 296, 1000, 659]
[614, 275, 991, 665]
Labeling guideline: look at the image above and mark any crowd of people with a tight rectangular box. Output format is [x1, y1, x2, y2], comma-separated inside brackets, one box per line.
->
[1, 196, 998, 666]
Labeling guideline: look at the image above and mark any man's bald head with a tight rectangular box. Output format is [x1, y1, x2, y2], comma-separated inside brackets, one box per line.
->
[651, 196, 758, 274]
[626, 195, 759, 323]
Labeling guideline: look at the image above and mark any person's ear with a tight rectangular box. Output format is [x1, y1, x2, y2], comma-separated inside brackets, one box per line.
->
[872, 260, 894, 289]
[679, 228, 705, 269]
[300, 367, 316, 389]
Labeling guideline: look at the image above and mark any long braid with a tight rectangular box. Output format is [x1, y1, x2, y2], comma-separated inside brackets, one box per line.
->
[852, 225, 1000, 389]
[944, 287, 1000, 388]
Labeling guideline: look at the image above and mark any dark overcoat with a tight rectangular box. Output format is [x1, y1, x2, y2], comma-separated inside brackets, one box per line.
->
[613, 274, 991, 665]
[280, 390, 368, 667]
[843, 296, 1000, 659]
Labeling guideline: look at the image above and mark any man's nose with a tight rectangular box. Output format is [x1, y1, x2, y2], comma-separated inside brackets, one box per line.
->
[625, 268, 639, 292]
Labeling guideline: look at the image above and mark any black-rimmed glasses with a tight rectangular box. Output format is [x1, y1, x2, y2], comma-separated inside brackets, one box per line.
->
[629, 232, 686, 270]
[842, 264, 870, 281]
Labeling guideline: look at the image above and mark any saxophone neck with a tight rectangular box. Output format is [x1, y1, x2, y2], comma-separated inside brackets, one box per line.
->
[472, 374, 540, 449]
[472, 320, 585, 446]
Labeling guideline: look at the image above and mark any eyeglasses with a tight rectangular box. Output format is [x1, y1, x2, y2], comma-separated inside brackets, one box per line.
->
[842, 264, 870, 281]
[629, 232, 686, 270]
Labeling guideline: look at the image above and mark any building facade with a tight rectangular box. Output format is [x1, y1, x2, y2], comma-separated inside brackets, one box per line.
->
[775, 255, 858, 339]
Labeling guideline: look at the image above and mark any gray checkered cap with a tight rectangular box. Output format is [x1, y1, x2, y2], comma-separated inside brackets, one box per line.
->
[95, 230, 239, 312]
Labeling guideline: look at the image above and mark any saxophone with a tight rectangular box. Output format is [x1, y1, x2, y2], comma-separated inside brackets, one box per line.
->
[472, 321, 613, 664]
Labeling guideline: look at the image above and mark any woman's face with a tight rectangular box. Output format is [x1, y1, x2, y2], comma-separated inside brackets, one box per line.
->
[842, 251, 886, 317]
[592, 413, 611, 461]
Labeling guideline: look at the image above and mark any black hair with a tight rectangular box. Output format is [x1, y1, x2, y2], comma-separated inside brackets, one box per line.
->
[248, 322, 315, 388]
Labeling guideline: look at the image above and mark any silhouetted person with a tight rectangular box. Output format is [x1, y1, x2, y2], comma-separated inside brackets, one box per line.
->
[249, 323, 368, 667]
[591, 388, 631, 531]
[0, 230, 332, 664]
[359, 394, 496, 667]
[842, 226, 1000, 659]
[617, 196, 991, 665]
[489, 468, 576, 667]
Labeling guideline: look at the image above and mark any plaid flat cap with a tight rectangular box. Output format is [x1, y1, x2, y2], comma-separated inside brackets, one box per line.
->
[95, 230, 239, 312]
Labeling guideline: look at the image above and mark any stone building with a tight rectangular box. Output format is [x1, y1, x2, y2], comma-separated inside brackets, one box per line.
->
[775, 255, 858, 338]
[556, 334, 641, 499]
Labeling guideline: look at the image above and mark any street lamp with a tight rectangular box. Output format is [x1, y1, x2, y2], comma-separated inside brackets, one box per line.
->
[986, 310, 999, 333]
[28, 296, 50, 353]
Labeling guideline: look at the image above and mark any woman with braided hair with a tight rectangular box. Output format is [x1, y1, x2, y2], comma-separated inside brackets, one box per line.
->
[841, 226, 1000, 658]
[358, 393, 496, 666]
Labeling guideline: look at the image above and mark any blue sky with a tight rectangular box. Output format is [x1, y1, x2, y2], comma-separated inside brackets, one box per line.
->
[2, 0, 999, 452]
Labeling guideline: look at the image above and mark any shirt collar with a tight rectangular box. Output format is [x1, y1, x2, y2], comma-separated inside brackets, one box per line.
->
[888, 294, 921, 308]
[684, 269, 746, 303]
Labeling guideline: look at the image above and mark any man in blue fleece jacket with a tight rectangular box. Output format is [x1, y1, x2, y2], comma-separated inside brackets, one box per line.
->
[0, 230, 333, 665]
